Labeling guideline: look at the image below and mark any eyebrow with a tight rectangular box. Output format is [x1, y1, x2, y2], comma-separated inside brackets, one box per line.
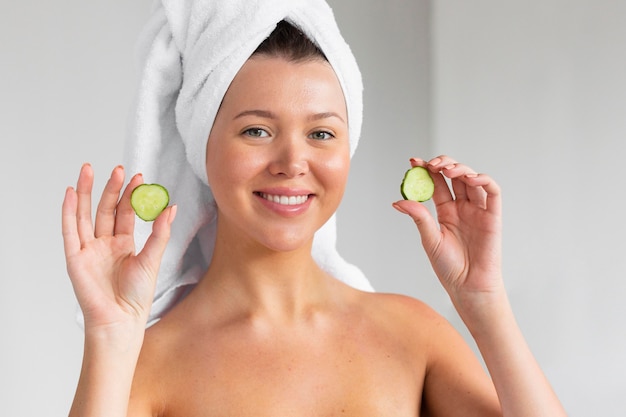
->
[234, 109, 277, 120]
[234, 109, 345, 123]
[308, 111, 345, 124]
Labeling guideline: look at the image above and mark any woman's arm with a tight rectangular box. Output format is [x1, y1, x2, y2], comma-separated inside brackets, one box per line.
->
[393, 156, 566, 416]
[457, 291, 564, 416]
[69, 326, 145, 417]
[62, 164, 175, 417]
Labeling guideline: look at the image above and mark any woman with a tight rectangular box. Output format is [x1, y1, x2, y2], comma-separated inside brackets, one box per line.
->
[62, 4, 566, 416]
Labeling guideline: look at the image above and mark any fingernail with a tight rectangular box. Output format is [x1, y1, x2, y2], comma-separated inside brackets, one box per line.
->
[392, 202, 408, 214]
[110, 165, 123, 176]
[168, 205, 178, 225]
[444, 164, 456, 170]
[429, 157, 441, 166]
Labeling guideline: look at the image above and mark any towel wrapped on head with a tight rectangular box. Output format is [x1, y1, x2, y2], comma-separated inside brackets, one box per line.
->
[120, 0, 373, 326]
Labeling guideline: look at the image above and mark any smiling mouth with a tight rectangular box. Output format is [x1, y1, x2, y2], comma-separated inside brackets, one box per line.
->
[256, 192, 310, 206]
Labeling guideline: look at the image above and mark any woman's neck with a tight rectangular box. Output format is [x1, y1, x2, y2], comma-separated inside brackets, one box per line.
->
[194, 227, 336, 323]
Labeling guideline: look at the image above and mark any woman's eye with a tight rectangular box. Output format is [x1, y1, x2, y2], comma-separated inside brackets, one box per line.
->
[243, 128, 269, 138]
[309, 131, 334, 140]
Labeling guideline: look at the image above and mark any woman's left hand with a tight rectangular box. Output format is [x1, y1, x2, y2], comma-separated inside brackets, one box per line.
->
[393, 155, 504, 310]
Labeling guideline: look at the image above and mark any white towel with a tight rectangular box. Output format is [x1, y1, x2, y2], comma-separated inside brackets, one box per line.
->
[122, 0, 373, 326]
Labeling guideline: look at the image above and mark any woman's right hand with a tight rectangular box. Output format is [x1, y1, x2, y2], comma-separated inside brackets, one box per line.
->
[62, 164, 176, 334]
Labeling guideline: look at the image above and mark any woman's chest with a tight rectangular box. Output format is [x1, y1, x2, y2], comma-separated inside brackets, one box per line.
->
[162, 362, 422, 416]
[158, 329, 425, 416]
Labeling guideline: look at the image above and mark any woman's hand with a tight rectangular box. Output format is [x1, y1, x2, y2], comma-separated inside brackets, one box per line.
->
[394, 156, 568, 416]
[62, 164, 176, 333]
[393, 155, 503, 311]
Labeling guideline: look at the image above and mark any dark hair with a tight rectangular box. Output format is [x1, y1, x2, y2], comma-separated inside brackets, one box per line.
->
[252, 20, 327, 62]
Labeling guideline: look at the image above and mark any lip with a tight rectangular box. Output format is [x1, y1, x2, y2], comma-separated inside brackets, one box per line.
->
[254, 187, 314, 217]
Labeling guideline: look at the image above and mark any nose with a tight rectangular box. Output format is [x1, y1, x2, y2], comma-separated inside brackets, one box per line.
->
[268, 135, 309, 178]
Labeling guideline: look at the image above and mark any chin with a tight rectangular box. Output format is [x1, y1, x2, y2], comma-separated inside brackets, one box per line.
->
[258, 229, 314, 254]
[264, 238, 310, 254]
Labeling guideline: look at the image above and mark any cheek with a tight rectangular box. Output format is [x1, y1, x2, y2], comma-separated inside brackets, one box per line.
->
[206, 141, 262, 198]
[319, 150, 350, 193]
[206, 141, 239, 196]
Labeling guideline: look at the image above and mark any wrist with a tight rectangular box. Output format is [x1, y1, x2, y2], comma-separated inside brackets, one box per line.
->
[451, 286, 512, 337]
[84, 320, 146, 355]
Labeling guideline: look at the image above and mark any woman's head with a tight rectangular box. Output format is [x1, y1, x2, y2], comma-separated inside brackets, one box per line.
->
[205, 25, 350, 251]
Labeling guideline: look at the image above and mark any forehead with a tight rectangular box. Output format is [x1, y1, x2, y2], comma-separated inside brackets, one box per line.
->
[219, 56, 348, 117]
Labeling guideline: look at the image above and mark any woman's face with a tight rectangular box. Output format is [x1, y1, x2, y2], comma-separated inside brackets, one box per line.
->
[206, 55, 350, 252]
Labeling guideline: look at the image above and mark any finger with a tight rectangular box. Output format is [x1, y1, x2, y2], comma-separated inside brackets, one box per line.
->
[465, 178, 488, 208]
[427, 155, 458, 172]
[440, 163, 491, 209]
[423, 156, 499, 211]
[409, 157, 427, 168]
[114, 173, 143, 236]
[438, 162, 477, 202]
[464, 173, 502, 215]
[94, 166, 125, 238]
[392, 200, 441, 255]
[61, 187, 81, 258]
[138, 205, 177, 274]
[76, 163, 95, 245]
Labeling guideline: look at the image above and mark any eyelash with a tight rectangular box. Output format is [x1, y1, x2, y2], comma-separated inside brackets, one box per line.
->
[242, 128, 336, 140]
[309, 130, 335, 141]
[242, 127, 269, 138]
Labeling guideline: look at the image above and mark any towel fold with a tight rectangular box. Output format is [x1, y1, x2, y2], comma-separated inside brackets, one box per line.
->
[120, 0, 373, 326]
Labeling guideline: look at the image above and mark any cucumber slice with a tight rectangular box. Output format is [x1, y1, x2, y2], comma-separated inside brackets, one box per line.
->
[130, 183, 170, 221]
[400, 166, 434, 202]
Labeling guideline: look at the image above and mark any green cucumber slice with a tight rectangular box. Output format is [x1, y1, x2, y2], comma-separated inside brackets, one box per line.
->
[400, 166, 434, 202]
[130, 183, 170, 221]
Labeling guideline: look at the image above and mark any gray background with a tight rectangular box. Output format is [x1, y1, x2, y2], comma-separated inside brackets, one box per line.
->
[1, 1, 624, 415]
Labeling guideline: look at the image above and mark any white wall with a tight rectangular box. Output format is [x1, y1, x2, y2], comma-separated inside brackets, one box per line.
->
[431, 1, 626, 415]
[2, 0, 622, 415]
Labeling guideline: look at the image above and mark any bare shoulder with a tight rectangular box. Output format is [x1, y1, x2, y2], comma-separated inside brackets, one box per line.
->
[355, 291, 451, 334]
[355, 290, 485, 361]
[344, 290, 464, 363]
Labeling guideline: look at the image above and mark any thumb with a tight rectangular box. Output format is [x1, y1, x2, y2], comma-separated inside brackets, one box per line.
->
[392, 200, 441, 253]
[139, 205, 177, 274]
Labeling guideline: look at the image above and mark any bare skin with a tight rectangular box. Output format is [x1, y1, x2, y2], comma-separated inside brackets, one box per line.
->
[64, 57, 566, 416]
[127, 283, 500, 416]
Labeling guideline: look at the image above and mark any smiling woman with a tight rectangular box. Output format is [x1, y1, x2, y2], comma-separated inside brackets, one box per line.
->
[62, 1, 566, 416]
[205, 55, 350, 252]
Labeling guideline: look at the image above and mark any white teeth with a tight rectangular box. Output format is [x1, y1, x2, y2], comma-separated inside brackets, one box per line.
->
[261, 193, 309, 205]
